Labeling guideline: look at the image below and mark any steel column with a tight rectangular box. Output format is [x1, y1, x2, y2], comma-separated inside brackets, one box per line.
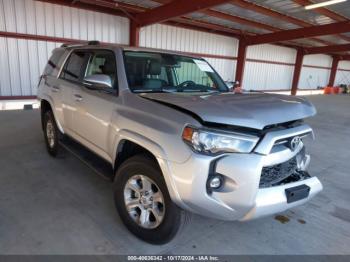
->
[235, 40, 247, 88]
[291, 49, 304, 95]
[328, 57, 340, 87]
[130, 21, 140, 47]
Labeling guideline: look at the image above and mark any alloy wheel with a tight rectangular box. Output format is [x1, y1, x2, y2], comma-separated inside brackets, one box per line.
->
[124, 174, 165, 229]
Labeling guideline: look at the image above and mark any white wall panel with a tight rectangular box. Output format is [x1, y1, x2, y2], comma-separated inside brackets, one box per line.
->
[243, 62, 294, 90]
[140, 24, 238, 56]
[299, 54, 332, 89]
[299, 67, 331, 89]
[243, 44, 296, 90]
[25, 0, 37, 35]
[0, 37, 11, 96]
[0, 37, 64, 96]
[0, 0, 129, 41]
[27, 40, 41, 95]
[206, 58, 236, 82]
[139, 24, 238, 81]
[53, 4, 64, 37]
[0, 0, 4, 31]
[303, 54, 332, 67]
[247, 44, 297, 63]
[0, 0, 129, 96]
[18, 39, 31, 96]
[335, 61, 350, 85]
[7, 38, 22, 95]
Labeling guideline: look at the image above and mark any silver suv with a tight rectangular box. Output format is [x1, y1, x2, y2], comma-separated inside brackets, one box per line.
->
[37, 42, 323, 244]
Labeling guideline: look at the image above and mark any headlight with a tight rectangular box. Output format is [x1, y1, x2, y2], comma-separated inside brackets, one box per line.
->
[182, 126, 259, 155]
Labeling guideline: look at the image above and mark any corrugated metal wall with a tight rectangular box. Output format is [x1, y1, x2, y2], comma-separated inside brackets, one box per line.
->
[243, 44, 296, 90]
[0, 1, 337, 96]
[0, 38, 62, 96]
[139, 24, 238, 82]
[299, 54, 332, 90]
[335, 61, 350, 86]
[0, 0, 129, 96]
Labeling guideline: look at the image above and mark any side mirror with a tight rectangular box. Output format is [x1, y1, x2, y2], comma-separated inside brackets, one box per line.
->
[84, 74, 112, 89]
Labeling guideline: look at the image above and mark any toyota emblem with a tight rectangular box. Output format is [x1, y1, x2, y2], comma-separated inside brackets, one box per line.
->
[289, 136, 301, 151]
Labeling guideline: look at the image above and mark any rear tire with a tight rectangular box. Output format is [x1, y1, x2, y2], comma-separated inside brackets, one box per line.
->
[43, 110, 60, 157]
[113, 155, 186, 244]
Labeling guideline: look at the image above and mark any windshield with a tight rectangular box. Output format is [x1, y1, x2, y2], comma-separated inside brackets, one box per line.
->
[123, 51, 228, 93]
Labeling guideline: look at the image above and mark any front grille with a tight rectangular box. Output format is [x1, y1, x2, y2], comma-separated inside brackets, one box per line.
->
[259, 147, 306, 188]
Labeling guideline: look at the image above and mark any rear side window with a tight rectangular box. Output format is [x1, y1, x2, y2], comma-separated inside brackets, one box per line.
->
[43, 49, 65, 76]
[61, 51, 89, 82]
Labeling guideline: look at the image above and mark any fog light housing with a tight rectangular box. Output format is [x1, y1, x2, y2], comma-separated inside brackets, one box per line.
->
[207, 174, 224, 191]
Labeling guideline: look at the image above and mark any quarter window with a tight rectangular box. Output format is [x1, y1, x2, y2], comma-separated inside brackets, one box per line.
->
[43, 49, 65, 76]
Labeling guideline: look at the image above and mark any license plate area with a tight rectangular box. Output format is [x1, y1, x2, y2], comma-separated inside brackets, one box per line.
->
[285, 184, 310, 203]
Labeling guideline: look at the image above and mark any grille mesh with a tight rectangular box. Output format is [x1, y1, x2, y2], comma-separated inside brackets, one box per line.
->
[259, 148, 305, 188]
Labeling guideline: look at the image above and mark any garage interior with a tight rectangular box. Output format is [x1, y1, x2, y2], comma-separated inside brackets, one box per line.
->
[0, 0, 350, 255]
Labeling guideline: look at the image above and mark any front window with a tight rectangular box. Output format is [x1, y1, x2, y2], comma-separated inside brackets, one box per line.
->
[123, 51, 228, 93]
[85, 50, 117, 89]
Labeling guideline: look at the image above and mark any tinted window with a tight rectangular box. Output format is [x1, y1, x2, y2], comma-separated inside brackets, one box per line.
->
[85, 51, 117, 88]
[61, 51, 89, 82]
[43, 49, 65, 76]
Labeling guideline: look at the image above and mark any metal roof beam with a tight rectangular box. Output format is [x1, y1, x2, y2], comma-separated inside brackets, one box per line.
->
[231, 0, 311, 27]
[339, 55, 350, 60]
[292, 0, 350, 42]
[134, 0, 232, 27]
[201, 9, 280, 32]
[293, 0, 347, 21]
[304, 43, 350, 54]
[246, 21, 350, 45]
[230, 0, 336, 45]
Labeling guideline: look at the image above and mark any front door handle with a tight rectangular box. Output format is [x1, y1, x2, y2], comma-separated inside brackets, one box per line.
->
[74, 94, 83, 102]
[51, 86, 60, 93]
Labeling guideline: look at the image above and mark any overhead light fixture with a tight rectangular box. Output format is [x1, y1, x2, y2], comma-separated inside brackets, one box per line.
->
[305, 0, 347, 10]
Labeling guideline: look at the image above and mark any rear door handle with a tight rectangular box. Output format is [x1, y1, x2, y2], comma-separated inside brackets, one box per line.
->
[51, 86, 60, 93]
[74, 94, 83, 102]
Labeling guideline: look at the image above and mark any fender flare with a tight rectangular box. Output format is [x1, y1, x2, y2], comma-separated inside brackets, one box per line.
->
[112, 129, 184, 207]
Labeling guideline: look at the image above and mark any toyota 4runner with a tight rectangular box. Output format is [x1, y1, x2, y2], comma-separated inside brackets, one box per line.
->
[37, 42, 323, 244]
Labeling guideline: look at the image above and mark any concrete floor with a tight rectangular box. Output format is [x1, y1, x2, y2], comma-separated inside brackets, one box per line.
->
[0, 95, 349, 255]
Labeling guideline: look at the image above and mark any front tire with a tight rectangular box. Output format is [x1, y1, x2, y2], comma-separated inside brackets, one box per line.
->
[43, 110, 60, 157]
[113, 155, 185, 244]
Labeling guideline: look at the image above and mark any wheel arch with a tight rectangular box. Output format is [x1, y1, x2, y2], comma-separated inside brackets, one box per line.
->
[112, 131, 183, 206]
[40, 98, 64, 134]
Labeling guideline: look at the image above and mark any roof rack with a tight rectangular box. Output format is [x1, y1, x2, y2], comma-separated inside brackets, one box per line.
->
[60, 43, 84, 48]
[88, 40, 100, 45]
[61, 40, 100, 48]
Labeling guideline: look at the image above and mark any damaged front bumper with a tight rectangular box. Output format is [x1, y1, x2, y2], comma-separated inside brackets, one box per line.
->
[162, 124, 323, 221]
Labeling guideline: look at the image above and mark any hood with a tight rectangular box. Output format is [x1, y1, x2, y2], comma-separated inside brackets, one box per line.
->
[140, 92, 316, 130]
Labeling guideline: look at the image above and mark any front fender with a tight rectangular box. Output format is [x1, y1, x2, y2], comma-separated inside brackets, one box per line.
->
[111, 129, 184, 207]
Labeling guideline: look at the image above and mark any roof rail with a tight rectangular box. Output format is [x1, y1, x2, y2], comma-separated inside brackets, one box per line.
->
[60, 43, 84, 48]
[61, 40, 100, 48]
